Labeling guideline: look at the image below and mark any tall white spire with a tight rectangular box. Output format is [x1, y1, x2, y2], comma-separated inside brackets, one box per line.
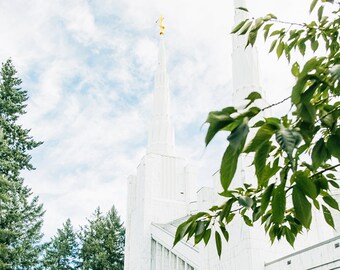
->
[232, 0, 261, 104]
[147, 34, 175, 156]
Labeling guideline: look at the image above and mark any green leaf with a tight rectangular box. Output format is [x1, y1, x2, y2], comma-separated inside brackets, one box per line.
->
[322, 205, 334, 228]
[220, 226, 229, 242]
[194, 222, 206, 244]
[318, 5, 324, 21]
[292, 186, 312, 229]
[276, 41, 285, 59]
[292, 171, 317, 199]
[255, 142, 272, 186]
[245, 123, 277, 153]
[252, 206, 262, 222]
[297, 102, 316, 123]
[243, 215, 253, 226]
[291, 62, 300, 77]
[245, 91, 262, 103]
[263, 23, 273, 40]
[310, 0, 318, 13]
[261, 184, 275, 214]
[323, 195, 339, 210]
[269, 39, 278, 53]
[298, 41, 306, 56]
[219, 198, 235, 222]
[285, 229, 296, 247]
[312, 138, 328, 168]
[220, 121, 249, 190]
[247, 30, 258, 47]
[275, 126, 301, 160]
[231, 19, 248, 34]
[238, 196, 253, 209]
[292, 77, 307, 104]
[205, 107, 237, 146]
[271, 184, 286, 224]
[329, 180, 339, 188]
[239, 21, 252, 35]
[174, 221, 191, 246]
[237, 7, 249, 12]
[203, 229, 212, 246]
[327, 132, 340, 160]
[215, 231, 222, 257]
[311, 40, 319, 52]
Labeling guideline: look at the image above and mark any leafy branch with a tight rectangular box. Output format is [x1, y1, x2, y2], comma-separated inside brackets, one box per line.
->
[174, 0, 340, 256]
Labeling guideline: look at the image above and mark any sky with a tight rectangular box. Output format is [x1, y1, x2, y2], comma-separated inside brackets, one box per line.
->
[0, 0, 319, 240]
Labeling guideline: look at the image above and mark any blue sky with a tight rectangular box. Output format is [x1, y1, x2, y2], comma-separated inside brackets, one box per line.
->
[0, 0, 318, 239]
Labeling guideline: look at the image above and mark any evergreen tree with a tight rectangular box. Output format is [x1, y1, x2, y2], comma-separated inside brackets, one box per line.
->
[43, 219, 80, 270]
[0, 59, 44, 269]
[79, 206, 125, 270]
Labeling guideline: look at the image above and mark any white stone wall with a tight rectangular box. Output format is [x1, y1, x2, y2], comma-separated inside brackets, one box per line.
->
[265, 236, 340, 270]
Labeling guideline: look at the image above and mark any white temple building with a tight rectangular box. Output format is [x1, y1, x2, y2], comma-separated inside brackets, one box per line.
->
[124, 1, 340, 269]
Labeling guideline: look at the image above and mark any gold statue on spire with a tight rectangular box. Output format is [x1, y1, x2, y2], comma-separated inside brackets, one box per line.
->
[158, 16, 165, 35]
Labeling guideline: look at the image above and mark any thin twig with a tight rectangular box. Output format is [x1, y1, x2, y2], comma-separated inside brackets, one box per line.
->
[271, 19, 305, 27]
[311, 163, 340, 178]
[319, 107, 340, 121]
[262, 96, 291, 111]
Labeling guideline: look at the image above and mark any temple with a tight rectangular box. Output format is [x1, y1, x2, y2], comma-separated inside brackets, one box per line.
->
[123, 1, 340, 269]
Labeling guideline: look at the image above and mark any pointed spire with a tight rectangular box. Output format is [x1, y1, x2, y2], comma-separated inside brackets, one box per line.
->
[147, 32, 175, 156]
[232, 0, 261, 104]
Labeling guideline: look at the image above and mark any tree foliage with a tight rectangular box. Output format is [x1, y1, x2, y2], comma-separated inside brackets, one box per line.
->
[175, 0, 340, 256]
[0, 59, 44, 269]
[43, 219, 80, 270]
[79, 206, 125, 270]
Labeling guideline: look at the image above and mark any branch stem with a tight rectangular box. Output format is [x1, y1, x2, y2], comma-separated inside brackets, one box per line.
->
[262, 96, 291, 111]
[311, 163, 340, 178]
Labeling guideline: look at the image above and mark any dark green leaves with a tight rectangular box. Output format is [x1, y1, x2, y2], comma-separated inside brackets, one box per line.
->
[261, 184, 275, 214]
[322, 194, 339, 210]
[292, 186, 312, 228]
[255, 142, 272, 185]
[312, 139, 329, 168]
[219, 199, 235, 222]
[245, 92, 262, 108]
[293, 171, 317, 199]
[203, 229, 212, 246]
[215, 231, 222, 257]
[327, 129, 340, 160]
[271, 184, 286, 224]
[174, 221, 191, 246]
[220, 120, 249, 190]
[205, 107, 236, 146]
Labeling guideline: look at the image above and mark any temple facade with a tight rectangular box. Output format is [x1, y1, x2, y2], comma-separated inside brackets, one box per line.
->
[123, 1, 340, 269]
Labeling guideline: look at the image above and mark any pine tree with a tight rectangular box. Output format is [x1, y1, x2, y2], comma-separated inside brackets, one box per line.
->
[79, 206, 125, 270]
[43, 219, 80, 270]
[0, 59, 44, 269]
